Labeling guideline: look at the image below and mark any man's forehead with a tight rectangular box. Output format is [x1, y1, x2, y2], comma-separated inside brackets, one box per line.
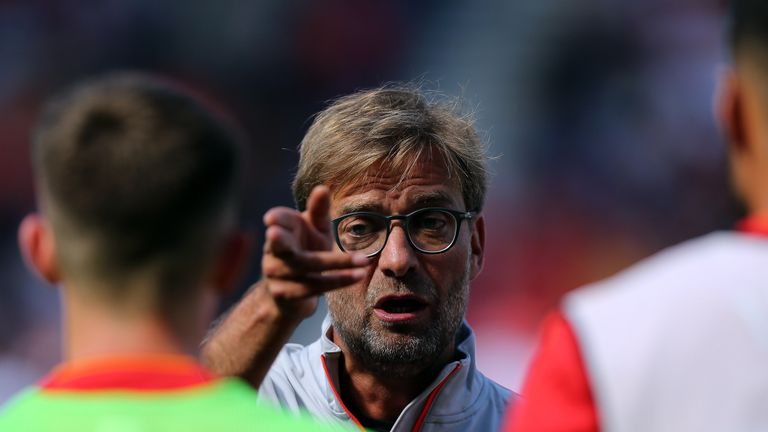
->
[330, 159, 464, 213]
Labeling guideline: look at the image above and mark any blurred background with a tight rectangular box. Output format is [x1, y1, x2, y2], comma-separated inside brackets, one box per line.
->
[0, 0, 735, 402]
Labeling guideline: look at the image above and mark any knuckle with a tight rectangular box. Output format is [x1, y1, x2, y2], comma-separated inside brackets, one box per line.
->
[262, 259, 283, 278]
[261, 257, 287, 278]
[273, 283, 303, 302]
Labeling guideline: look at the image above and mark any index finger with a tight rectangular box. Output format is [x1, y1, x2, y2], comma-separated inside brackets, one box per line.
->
[305, 185, 332, 235]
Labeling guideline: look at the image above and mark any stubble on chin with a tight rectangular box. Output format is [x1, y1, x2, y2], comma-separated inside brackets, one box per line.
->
[327, 269, 470, 378]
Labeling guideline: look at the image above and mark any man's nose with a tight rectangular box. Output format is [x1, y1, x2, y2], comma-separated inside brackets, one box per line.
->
[377, 225, 418, 278]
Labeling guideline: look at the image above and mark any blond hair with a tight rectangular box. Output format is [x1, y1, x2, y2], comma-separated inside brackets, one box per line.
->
[293, 84, 488, 211]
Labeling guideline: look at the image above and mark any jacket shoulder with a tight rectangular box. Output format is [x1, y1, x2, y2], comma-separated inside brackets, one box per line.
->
[258, 341, 331, 415]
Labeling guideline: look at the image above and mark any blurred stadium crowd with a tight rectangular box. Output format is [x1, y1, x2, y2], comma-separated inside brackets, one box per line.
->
[0, 0, 732, 402]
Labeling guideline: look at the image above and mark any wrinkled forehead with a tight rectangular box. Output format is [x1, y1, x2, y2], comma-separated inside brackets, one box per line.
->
[330, 154, 464, 215]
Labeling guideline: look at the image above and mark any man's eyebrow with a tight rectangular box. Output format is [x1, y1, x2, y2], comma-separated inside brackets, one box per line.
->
[336, 191, 459, 216]
[408, 191, 457, 209]
[337, 201, 382, 215]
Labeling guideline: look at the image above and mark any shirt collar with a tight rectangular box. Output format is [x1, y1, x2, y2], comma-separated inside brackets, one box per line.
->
[318, 314, 481, 420]
[40, 354, 215, 392]
[737, 214, 768, 238]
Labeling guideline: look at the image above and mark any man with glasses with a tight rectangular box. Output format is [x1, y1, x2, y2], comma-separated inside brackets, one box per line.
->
[203, 85, 515, 431]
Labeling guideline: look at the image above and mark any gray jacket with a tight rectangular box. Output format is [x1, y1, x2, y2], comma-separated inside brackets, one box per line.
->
[258, 315, 516, 431]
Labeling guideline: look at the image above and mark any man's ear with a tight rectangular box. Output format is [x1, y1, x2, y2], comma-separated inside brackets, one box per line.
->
[210, 231, 254, 296]
[716, 68, 748, 152]
[18, 214, 61, 285]
[469, 214, 485, 281]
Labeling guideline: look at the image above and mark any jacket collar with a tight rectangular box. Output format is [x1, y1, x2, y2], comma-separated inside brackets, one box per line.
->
[317, 315, 484, 425]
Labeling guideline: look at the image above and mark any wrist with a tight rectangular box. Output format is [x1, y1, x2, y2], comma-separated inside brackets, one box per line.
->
[251, 279, 305, 330]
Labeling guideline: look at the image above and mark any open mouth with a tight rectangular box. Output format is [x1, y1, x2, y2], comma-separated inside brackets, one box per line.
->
[373, 295, 429, 322]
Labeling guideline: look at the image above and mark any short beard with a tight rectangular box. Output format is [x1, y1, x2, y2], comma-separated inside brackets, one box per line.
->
[328, 263, 470, 378]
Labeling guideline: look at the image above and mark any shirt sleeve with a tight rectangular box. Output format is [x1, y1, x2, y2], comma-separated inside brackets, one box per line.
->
[504, 310, 600, 432]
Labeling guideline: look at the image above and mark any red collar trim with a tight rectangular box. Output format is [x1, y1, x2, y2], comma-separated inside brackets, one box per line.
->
[320, 355, 366, 431]
[737, 215, 768, 238]
[40, 354, 215, 392]
[320, 354, 463, 432]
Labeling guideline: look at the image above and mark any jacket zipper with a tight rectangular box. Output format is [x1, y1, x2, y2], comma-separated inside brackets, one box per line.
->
[321, 355, 463, 432]
[410, 363, 463, 432]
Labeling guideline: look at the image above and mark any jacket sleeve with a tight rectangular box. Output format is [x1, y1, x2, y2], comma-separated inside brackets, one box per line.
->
[503, 310, 600, 432]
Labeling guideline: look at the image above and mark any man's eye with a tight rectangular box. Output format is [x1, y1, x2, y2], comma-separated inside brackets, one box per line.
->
[414, 213, 449, 230]
[349, 223, 373, 236]
[340, 216, 381, 237]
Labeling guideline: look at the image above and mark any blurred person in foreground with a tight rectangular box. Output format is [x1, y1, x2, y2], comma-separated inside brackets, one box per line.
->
[506, 1, 768, 431]
[0, 73, 337, 431]
[202, 85, 516, 431]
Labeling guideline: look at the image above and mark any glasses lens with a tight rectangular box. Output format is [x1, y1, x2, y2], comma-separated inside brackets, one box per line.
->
[336, 214, 388, 255]
[408, 209, 458, 252]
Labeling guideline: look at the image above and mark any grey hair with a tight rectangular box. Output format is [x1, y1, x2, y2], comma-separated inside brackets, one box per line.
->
[292, 84, 488, 211]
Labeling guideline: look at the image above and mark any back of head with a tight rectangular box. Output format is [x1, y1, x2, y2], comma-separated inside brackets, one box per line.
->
[722, 0, 768, 214]
[727, 0, 768, 55]
[33, 73, 242, 304]
[293, 84, 488, 212]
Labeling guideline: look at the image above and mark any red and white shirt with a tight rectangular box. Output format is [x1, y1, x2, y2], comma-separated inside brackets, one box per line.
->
[507, 217, 768, 432]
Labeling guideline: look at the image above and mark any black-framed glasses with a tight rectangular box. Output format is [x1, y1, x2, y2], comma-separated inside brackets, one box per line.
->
[331, 208, 477, 257]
